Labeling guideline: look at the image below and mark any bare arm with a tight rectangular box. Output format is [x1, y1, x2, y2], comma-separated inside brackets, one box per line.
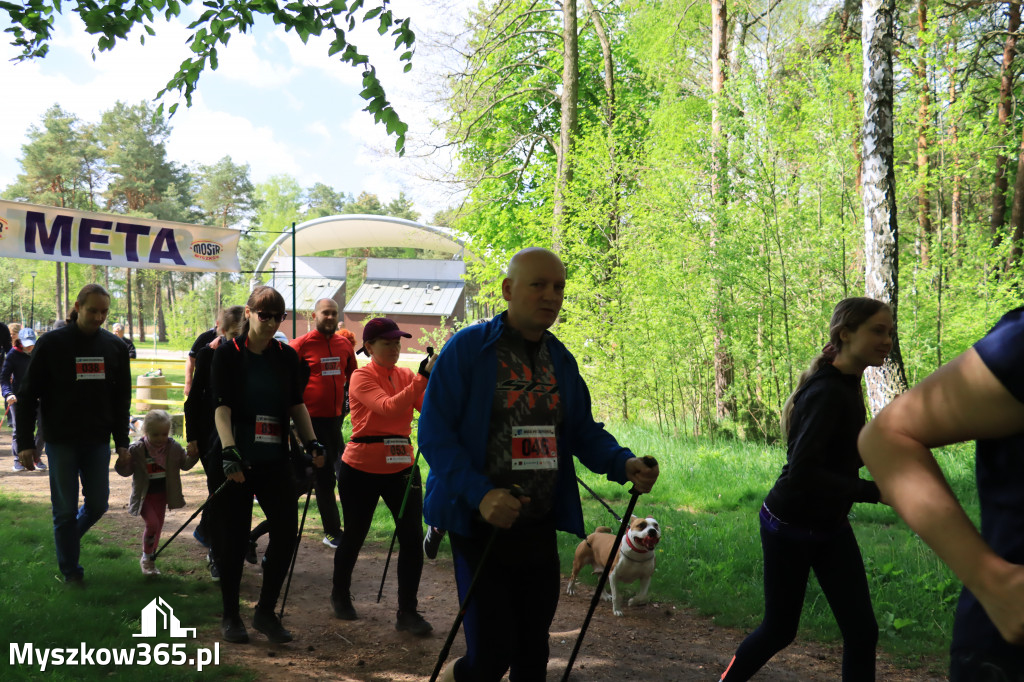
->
[859, 348, 1024, 644]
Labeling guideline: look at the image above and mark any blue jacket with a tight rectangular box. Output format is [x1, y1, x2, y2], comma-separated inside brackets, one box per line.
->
[419, 313, 634, 538]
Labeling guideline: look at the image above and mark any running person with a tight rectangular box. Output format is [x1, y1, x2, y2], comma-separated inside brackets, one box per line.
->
[329, 317, 435, 636]
[290, 298, 357, 549]
[419, 247, 658, 680]
[15, 284, 131, 583]
[859, 307, 1024, 679]
[720, 297, 892, 681]
[209, 286, 324, 644]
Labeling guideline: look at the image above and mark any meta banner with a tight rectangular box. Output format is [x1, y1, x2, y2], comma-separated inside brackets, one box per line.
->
[0, 200, 240, 273]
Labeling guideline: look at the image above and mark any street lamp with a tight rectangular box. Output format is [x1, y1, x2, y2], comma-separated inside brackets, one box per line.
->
[8, 278, 13, 323]
[29, 270, 36, 329]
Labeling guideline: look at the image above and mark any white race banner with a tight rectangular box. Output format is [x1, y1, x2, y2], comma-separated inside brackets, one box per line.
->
[0, 200, 240, 273]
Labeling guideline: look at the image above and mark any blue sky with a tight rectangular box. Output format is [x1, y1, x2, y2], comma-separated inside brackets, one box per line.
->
[0, 0, 467, 222]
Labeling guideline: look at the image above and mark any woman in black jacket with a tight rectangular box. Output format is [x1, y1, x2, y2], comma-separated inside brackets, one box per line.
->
[209, 286, 323, 645]
[720, 297, 893, 682]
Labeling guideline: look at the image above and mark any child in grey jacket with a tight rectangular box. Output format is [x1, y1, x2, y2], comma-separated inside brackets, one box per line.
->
[115, 410, 199, 575]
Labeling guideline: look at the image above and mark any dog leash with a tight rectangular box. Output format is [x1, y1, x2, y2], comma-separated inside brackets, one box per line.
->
[561, 456, 658, 682]
[576, 475, 623, 523]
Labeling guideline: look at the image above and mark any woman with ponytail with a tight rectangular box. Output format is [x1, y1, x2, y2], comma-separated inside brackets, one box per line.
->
[720, 297, 894, 681]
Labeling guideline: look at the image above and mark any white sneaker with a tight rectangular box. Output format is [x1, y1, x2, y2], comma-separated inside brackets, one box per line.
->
[440, 656, 460, 682]
[140, 554, 160, 576]
[12, 460, 25, 472]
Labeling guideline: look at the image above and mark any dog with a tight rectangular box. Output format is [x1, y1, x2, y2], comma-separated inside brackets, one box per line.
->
[566, 516, 661, 616]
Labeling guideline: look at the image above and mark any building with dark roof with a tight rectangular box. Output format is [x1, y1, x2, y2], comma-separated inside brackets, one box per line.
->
[343, 258, 465, 352]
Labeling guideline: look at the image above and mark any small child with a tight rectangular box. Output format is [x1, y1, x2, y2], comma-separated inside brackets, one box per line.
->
[115, 410, 199, 575]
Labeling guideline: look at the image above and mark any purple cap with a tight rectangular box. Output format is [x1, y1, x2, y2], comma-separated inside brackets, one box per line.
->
[359, 318, 411, 353]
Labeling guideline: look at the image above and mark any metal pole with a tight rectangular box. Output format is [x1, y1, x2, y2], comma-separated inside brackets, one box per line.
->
[8, 278, 14, 321]
[29, 271, 36, 328]
[291, 221, 297, 338]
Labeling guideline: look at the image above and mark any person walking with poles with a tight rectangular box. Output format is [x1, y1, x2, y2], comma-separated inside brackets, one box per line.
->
[290, 298, 357, 550]
[329, 317, 436, 637]
[184, 305, 245, 581]
[115, 409, 199, 575]
[15, 284, 131, 583]
[418, 247, 659, 681]
[719, 297, 892, 682]
[209, 286, 324, 645]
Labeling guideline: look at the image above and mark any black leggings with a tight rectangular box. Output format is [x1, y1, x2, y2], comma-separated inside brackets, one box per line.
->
[722, 507, 878, 681]
[332, 460, 423, 613]
[207, 457, 297, 618]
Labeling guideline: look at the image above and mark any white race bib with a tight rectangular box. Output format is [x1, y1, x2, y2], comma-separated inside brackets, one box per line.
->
[511, 425, 558, 470]
[320, 356, 341, 376]
[384, 438, 413, 464]
[254, 415, 283, 444]
[76, 356, 106, 380]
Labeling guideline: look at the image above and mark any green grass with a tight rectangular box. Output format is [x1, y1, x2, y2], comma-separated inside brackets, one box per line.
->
[0, 493, 250, 681]
[558, 422, 977, 673]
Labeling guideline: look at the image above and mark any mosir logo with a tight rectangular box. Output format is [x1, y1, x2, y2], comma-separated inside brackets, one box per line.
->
[191, 240, 222, 261]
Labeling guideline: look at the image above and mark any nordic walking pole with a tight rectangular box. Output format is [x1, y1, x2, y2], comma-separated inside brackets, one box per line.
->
[376, 448, 422, 603]
[561, 456, 658, 682]
[152, 479, 229, 560]
[429, 485, 525, 682]
[576, 476, 623, 523]
[376, 345, 433, 604]
[279, 477, 314, 619]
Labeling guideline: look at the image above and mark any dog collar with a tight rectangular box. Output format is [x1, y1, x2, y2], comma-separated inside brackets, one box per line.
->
[621, 535, 656, 562]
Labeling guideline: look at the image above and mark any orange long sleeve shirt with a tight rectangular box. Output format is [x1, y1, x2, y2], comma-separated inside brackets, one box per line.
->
[342, 359, 427, 474]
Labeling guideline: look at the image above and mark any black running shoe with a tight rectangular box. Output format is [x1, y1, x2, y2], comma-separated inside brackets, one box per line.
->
[395, 610, 433, 637]
[221, 615, 249, 643]
[253, 608, 293, 644]
[330, 593, 358, 621]
[423, 526, 446, 559]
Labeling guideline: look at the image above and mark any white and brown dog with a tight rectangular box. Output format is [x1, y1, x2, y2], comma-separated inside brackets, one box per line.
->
[566, 516, 661, 616]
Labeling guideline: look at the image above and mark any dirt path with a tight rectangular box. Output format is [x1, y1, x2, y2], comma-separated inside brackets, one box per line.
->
[0, 438, 948, 681]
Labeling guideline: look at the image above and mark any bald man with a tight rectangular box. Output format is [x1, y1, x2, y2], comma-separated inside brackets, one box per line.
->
[419, 247, 659, 681]
[290, 298, 357, 548]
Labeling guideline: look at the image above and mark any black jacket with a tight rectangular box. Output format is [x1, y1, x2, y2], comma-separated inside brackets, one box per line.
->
[1, 348, 31, 400]
[15, 324, 131, 451]
[764, 364, 880, 530]
[183, 338, 218, 455]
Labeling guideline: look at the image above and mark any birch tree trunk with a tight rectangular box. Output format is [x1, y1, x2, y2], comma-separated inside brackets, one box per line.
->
[990, 0, 1019, 244]
[553, 0, 579, 249]
[711, 0, 735, 420]
[862, 0, 909, 414]
[916, 0, 931, 266]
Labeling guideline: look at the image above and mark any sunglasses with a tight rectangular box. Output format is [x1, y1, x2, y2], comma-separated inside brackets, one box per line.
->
[254, 310, 287, 323]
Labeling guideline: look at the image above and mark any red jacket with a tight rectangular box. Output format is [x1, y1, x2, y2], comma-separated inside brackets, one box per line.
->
[290, 330, 357, 418]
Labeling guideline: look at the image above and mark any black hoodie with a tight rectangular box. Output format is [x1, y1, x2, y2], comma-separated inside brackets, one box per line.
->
[15, 323, 130, 451]
[764, 363, 881, 530]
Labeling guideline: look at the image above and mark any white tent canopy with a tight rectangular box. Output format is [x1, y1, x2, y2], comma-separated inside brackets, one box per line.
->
[252, 214, 473, 282]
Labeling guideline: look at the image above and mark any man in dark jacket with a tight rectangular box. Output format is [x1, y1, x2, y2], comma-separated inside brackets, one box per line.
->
[112, 323, 137, 359]
[16, 284, 131, 583]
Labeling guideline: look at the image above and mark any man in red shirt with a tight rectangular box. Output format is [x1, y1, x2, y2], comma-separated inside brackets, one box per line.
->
[290, 298, 358, 548]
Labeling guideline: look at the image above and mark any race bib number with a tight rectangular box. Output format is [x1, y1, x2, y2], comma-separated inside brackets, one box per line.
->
[76, 356, 106, 380]
[254, 415, 283, 444]
[384, 438, 413, 465]
[320, 356, 341, 376]
[511, 425, 558, 470]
